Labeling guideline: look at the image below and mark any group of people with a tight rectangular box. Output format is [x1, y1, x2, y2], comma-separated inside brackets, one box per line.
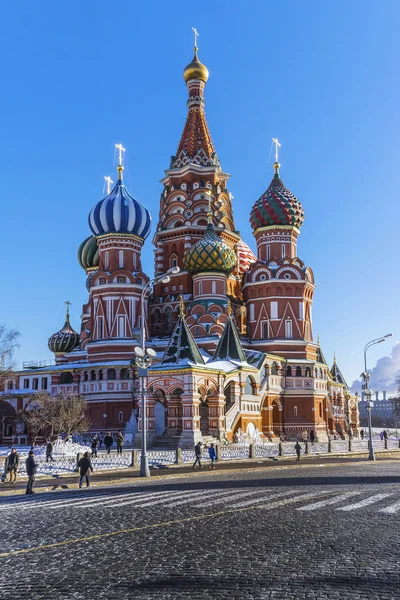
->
[90, 431, 124, 456]
[192, 442, 217, 470]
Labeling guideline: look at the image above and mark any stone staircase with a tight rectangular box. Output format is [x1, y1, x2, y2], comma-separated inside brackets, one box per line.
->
[150, 435, 181, 450]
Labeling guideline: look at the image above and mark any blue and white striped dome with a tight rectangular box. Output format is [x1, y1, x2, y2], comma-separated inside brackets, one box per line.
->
[89, 176, 152, 239]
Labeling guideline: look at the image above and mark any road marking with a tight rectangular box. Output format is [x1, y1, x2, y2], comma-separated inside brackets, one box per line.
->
[111, 488, 210, 509]
[379, 499, 400, 514]
[0, 491, 334, 560]
[233, 489, 299, 509]
[161, 488, 240, 509]
[57, 489, 176, 510]
[239, 490, 332, 510]
[336, 493, 394, 511]
[296, 491, 362, 511]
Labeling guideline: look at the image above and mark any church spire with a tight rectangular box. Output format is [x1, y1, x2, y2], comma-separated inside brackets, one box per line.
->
[172, 32, 217, 169]
[161, 297, 205, 366]
[212, 309, 246, 363]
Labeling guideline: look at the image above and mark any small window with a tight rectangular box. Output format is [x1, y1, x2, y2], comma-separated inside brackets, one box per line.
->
[120, 368, 130, 380]
[286, 366, 292, 376]
[296, 366, 302, 377]
[212, 281, 216, 294]
[266, 245, 270, 260]
[119, 411, 124, 423]
[262, 321, 269, 338]
[90, 369, 96, 381]
[24, 379, 29, 389]
[294, 406, 298, 416]
[249, 303, 255, 321]
[60, 372, 73, 384]
[281, 244, 285, 258]
[117, 276, 126, 283]
[118, 316, 126, 338]
[32, 378, 39, 390]
[84, 371, 88, 382]
[260, 274, 266, 281]
[285, 319, 292, 339]
[41, 377, 48, 390]
[99, 369, 103, 381]
[105, 251, 109, 269]
[99, 278, 106, 285]
[119, 250, 124, 268]
[270, 301, 278, 319]
[7, 381, 13, 390]
[107, 368, 116, 380]
[198, 282, 203, 295]
[98, 317, 104, 339]
[171, 257, 178, 268]
[284, 273, 291, 280]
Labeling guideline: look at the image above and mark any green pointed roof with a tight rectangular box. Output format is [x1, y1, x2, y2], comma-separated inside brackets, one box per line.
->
[331, 358, 348, 388]
[212, 315, 246, 363]
[161, 308, 205, 367]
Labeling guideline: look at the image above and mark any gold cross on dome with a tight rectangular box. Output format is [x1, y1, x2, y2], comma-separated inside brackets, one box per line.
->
[104, 176, 113, 194]
[115, 143, 126, 166]
[65, 300, 71, 316]
[192, 27, 199, 49]
[272, 137, 281, 162]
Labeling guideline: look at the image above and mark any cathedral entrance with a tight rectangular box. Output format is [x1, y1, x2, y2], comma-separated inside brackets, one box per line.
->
[154, 401, 167, 436]
[272, 400, 283, 435]
[199, 401, 210, 437]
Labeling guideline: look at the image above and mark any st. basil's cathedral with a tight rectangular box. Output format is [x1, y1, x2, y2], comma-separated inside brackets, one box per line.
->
[1, 44, 359, 447]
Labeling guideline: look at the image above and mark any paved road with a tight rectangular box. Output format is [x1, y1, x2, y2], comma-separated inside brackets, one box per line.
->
[0, 461, 399, 599]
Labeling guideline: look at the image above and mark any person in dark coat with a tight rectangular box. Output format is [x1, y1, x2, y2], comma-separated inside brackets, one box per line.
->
[360, 429, 364, 440]
[192, 442, 202, 469]
[116, 431, 124, 455]
[90, 435, 99, 458]
[309, 430, 315, 444]
[294, 441, 302, 462]
[78, 451, 93, 488]
[104, 432, 113, 454]
[25, 450, 37, 494]
[46, 440, 55, 462]
[7, 448, 20, 483]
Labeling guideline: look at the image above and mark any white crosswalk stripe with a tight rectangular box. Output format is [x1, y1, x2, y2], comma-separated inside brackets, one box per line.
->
[379, 499, 400, 514]
[111, 488, 209, 509]
[233, 489, 301, 509]
[296, 491, 362, 511]
[161, 488, 245, 509]
[336, 493, 394, 511]
[235, 490, 332, 510]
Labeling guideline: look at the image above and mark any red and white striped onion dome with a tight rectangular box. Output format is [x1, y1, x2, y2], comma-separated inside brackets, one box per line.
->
[234, 239, 257, 275]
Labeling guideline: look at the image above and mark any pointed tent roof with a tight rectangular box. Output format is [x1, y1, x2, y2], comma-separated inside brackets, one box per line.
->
[160, 299, 204, 367]
[212, 312, 246, 363]
[331, 356, 349, 388]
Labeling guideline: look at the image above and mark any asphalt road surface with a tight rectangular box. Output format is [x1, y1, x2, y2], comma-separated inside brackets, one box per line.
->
[0, 460, 399, 599]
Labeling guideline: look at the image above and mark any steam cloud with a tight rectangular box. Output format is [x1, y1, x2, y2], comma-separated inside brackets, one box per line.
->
[350, 342, 400, 396]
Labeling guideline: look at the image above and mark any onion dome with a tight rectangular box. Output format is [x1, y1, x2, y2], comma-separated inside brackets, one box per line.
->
[77, 235, 99, 270]
[48, 307, 79, 354]
[250, 163, 304, 231]
[88, 166, 151, 239]
[183, 47, 209, 84]
[235, 239, 257, 275]
[184, 215, 237, 275]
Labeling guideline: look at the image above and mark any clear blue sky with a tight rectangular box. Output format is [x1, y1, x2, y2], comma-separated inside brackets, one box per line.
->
[1, 1, 399, 388]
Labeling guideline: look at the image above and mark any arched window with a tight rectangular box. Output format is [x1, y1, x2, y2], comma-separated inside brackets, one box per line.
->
[120, 368, 130, 380]
[170, 254, 178, 269]
[212, 281, 216, 294]
[305, 367, 311, 377]
[285, 319, 292, 338]
[286, 366, 292, 376]
[119, 250, 124, 268]
[271, 363, 278, 375]
[90, 369, 96, 381]
[244, 376, 256, 395]
[84, 371, 88, 382]
[60, 372, 73, 384]
[7, 381, 13, 390]
[107, 368, 116, 380]
[296, 366, 302, 377]
[99, 369, 103, 381]
[197, 219, 208, 226]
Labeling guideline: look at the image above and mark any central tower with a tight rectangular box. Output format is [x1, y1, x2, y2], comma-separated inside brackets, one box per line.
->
[150, 42, 246, 339]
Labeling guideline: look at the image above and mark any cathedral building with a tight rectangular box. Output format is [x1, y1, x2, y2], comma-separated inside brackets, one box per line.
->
[0, 44, 358, 447]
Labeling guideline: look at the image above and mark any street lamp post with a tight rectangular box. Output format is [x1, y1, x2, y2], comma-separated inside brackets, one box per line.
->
[134, 266, 180, 477]
[362, 334, 392, 461]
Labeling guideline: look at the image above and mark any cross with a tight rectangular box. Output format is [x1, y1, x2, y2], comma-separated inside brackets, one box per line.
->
[65, 301, 71, 316]
[104, 176, 113, 194]
[272, 137, 281, 162]
[192, 27, 199, 48]
[115, 143, 126, 165]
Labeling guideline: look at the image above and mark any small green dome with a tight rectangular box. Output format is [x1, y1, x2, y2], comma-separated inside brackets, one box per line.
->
[77, 235, 99, 270]
[184, 223, 237, 275]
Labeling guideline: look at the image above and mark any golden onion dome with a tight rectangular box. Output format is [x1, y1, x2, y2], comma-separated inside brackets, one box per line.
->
[183, 47, 209, 84]
[184, 221, 237, 275]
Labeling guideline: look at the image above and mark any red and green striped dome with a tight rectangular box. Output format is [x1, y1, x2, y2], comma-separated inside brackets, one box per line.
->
[250, 163, 304, 231]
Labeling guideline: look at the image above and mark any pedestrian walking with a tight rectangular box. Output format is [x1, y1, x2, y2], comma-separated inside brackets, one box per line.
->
[360, 429, 364, 440]
[192, 442, 202, 469]
[104, 432, 113, 454]
[380, 431, 384, 441]
[302, 430, 308, 442]
[46, 440, 55, 462]
[208, 443, 216, 470]
[309, 430, 315, 444]
[6, 448, 19, 483]
[383, 430, 388, 441]
[25, 450, 37, 495]
[116, 431, 124, 454]
[294, 441, 302, 462]
[78, 451, 93, 488]
[90, 434, 99, 458]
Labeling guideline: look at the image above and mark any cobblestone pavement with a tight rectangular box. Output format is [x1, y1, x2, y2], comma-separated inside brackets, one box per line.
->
[0, 461, 399, 599]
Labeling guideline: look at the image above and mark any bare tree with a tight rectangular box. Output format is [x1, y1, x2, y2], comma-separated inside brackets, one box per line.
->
[0, 324, 20, 390]
[24, 393, 91, 442]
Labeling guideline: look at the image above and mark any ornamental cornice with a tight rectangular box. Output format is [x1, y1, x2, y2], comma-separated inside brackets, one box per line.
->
[253, 225, 300, 236]
[96, 232, 143, 244]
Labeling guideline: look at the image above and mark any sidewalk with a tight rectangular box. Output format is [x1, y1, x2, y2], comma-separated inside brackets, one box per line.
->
[1, 450, 399, 497]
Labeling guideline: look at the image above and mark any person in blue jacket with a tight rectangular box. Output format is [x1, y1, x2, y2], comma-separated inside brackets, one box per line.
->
[208, 443, 216, 470]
